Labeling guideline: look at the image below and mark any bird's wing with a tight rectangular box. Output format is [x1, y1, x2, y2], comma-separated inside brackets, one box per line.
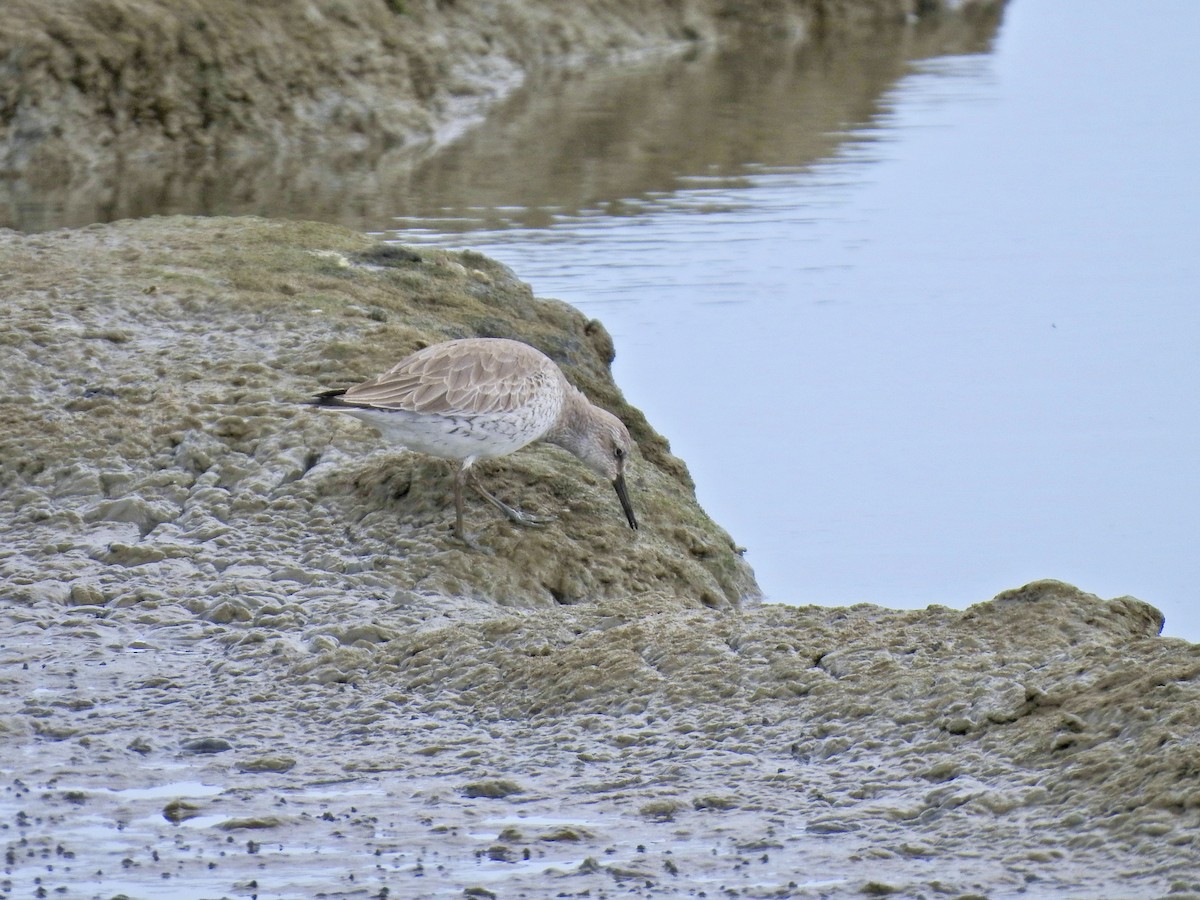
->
[341, 340, 558, 415]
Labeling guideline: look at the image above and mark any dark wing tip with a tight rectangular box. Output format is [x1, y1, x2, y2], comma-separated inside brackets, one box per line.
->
[306, 388, 351, 408]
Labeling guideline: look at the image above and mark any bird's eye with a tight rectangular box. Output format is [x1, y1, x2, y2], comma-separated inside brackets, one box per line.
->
[614, 447, 625, 460]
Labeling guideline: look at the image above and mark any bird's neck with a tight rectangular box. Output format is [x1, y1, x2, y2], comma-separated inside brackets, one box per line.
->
[542, 383, 594, 460]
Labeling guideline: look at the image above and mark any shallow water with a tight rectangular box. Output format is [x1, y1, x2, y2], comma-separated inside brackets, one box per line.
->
[379, 1, 1200, 641]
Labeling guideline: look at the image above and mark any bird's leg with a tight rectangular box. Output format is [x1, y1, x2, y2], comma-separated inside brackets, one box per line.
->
[453, 463, 469, 541]
[469, 470, 554, 528]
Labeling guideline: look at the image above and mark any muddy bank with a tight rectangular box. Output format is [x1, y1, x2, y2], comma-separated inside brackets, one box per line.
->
[1, 215, 753, 609]
[3, 216, 1200, 897]
[0, 0, 1005, 231]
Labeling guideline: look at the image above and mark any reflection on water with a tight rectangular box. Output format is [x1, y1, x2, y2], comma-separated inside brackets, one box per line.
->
[384, 2, 1200, 641]
[0, 8, 999, 233]
[388, 11, 1004, 233]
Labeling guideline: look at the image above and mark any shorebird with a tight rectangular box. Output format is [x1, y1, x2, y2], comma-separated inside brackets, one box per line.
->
[309, 337, 638, 541]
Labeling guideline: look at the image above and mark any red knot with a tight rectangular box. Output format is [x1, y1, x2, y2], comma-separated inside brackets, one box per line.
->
[309, 337, 638, 541]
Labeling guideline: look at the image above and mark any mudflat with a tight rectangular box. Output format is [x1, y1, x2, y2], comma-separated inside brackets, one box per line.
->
[2, 217, 1198, 897]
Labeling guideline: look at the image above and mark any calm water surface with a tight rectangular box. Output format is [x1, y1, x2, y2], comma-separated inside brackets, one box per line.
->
[383, 2, 1200, 639]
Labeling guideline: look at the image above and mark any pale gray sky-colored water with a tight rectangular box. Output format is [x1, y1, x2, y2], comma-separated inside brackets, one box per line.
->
[388, 1, 1200, 639]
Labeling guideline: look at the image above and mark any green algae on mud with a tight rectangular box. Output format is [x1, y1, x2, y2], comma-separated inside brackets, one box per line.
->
[3, 218, 1200, 897]
[0, 216, 755, 609]
[1, 570, 1198, 897]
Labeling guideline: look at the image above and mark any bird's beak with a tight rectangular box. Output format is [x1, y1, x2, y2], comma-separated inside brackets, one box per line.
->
[613, 474, 638, 530]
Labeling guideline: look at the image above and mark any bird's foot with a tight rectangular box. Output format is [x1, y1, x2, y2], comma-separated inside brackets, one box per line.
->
[500, 506, 555, 528]
[470, 480, 555, 529]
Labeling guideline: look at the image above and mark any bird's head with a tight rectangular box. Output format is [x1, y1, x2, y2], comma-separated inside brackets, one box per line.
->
[576, 407, 638, 531]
